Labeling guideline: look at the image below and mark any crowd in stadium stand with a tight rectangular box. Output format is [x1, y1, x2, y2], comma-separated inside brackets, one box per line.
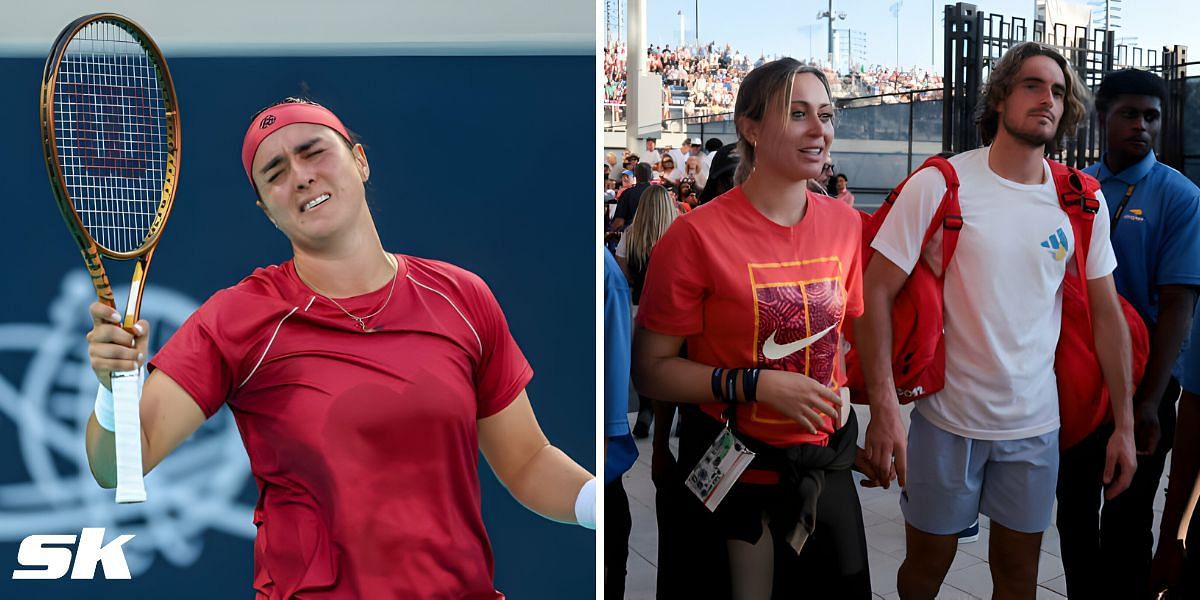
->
[604, 41, 752, 118]
[603, 40, 945, 120]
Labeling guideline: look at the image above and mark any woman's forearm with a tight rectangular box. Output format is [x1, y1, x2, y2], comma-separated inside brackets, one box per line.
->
[633, 353, 727, 405]
[501, 443, 592, 524]
[85, 412, 151, 489]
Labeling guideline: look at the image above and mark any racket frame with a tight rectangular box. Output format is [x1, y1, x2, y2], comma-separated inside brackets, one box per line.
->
[39, 13, 182, 505]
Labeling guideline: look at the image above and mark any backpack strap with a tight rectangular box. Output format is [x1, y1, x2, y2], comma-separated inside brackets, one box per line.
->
[921, 156, 963, 277]
[1048, 160, 1103, 321]
[882, 155, 963, 276]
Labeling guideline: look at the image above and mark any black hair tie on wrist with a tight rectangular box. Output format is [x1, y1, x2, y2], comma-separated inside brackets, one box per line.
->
[711, 367, 725, 402]
[743, 368, 760, 404]
[726, 368, 740, 405]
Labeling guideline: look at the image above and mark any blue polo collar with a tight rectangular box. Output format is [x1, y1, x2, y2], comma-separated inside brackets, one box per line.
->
[1096, 150, 1158, 186]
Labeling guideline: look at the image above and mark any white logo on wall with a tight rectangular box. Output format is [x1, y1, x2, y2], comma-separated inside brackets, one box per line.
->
[0, 271, 255, 576]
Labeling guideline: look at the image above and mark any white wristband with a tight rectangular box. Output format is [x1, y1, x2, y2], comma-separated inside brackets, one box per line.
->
[94, 383, 115, 432]
[574, 478, 596, 530]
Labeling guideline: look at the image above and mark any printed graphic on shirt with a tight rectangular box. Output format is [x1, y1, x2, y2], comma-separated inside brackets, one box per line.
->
[1040, 227, 1070, 261]
[1122, 208, 1146, 223]
[750, 258, 845, 425]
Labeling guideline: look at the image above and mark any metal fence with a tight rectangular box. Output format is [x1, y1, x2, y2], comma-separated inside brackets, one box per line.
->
[942, 1, 1189, 171]
[608, 90, 954, 212]
[603, 3, 1197, 206]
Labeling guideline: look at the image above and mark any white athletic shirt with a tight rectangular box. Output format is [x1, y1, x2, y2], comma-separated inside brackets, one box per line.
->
[871, 146, 1117, 440]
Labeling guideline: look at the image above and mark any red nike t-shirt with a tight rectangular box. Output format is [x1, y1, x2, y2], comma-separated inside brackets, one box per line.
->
[150, 255, 531, 599]
[637, 187, 863, 447]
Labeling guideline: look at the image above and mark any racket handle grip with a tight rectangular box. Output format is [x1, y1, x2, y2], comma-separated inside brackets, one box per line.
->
[111, 369, 147, 504]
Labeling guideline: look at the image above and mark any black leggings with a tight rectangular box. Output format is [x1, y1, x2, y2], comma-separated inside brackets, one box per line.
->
[605, 477, 632, 600]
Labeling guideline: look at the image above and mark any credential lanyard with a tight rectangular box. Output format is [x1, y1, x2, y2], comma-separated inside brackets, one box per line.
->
[1110, 183, 1137, 236]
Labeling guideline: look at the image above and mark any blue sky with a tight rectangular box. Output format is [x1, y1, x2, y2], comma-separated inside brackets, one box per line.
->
[617, 1, 1196, 72]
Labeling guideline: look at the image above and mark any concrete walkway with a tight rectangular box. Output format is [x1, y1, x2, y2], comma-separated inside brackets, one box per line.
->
[618, 403, 1168, 599]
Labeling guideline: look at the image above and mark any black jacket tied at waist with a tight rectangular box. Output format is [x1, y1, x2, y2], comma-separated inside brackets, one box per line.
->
[727, 407, 860, 554]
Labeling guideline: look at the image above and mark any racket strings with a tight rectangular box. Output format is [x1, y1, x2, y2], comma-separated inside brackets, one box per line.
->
[53, 19, 171, 255]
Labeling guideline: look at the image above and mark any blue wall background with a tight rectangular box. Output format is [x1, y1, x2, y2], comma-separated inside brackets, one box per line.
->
[0, 54, 595, 598]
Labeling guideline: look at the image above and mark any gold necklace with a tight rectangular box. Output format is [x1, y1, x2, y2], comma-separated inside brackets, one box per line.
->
[298, 253, 399, 332]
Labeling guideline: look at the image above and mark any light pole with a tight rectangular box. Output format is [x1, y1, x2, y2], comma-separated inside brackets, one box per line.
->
[817, 1, 846, 67]
[678, 10, 684, 49]
[890, 1, 904, 71]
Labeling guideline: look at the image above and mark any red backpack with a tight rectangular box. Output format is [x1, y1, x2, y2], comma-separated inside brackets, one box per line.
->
[843, 156, 1149, 449]
[843, 156, 961, 403]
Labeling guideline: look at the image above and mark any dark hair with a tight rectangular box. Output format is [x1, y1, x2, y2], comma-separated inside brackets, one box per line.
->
[1095, 69, 1168, 114]
[634, 162, 653, 183]
[697, 143, 740, 204]
[705, 137, 724, 153]
[734, 58, 833, 184]
[834, 173, 848, 184]
[975, 42, 1090, 152]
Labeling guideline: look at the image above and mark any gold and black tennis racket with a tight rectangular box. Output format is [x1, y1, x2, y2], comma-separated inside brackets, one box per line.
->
[40, 13, 181, 504]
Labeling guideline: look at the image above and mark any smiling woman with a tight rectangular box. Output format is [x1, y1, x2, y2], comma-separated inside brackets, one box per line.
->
[631, 58, 876, 598]
[81, 96, 597, 599]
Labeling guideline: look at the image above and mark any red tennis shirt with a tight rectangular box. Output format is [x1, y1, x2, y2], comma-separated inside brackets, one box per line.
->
[150, 254, 532, 599]
[637, 187, 863, 448]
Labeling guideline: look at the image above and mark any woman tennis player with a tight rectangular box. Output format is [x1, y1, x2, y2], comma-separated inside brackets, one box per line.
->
[83, 98, 595, 599]
[632, 59, 876, 598]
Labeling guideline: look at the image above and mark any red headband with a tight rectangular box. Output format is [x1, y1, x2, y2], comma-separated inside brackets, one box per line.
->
[241, 102, 351, 185]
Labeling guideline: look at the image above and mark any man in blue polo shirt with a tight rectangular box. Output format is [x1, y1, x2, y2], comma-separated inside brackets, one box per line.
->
[1057, 68, 1200, 599]
[604, 249, 639, 599]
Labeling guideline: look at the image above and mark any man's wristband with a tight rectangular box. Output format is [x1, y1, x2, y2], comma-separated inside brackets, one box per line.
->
[574, 479, 596, 530]
[94, 383, 115, 432]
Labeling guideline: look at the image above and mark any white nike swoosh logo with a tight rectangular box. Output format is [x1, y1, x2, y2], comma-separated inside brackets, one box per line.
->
[761, 323, 838, 360]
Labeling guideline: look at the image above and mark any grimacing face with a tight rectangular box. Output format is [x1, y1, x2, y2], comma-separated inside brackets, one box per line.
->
[251, 123, 370, 245]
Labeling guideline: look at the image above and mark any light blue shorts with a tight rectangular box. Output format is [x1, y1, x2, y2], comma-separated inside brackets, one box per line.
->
[900, 408, 1059, 535]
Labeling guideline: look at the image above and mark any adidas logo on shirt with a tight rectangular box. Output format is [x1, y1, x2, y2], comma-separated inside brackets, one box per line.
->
[1040, 227, 1069, 261]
